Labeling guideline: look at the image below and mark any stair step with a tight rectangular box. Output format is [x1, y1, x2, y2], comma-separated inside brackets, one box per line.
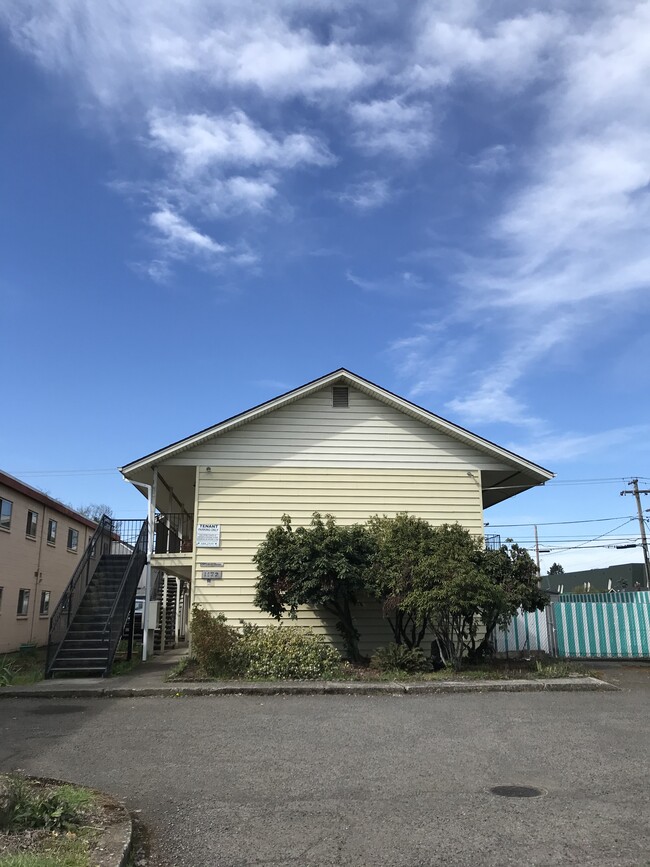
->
[59, 646, 108, 655]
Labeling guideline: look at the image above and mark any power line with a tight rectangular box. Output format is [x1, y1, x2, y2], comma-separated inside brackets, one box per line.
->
[543, 518, 637, 554]
[9, 469, 118, 476]
[487, 515, 634, 528]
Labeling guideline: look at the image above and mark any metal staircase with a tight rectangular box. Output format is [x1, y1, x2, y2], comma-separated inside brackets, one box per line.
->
[45, 517, 148, 678]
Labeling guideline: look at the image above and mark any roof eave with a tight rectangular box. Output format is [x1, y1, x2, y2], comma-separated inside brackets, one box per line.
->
[120, 368, 554, 483]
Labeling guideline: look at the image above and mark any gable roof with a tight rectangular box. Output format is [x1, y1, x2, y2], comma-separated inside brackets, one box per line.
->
[120, 368, 554, 486]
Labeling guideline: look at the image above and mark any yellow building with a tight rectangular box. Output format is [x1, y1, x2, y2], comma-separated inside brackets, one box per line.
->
[121, 369, 553, 655]
[0, 471, 97, 653]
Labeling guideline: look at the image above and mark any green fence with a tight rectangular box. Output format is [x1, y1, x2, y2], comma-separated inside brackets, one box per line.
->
[553, 596, 650, 659]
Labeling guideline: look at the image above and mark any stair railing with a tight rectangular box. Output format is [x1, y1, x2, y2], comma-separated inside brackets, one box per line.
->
[45, 514, 114, 677]
[101, 519, 148, 674]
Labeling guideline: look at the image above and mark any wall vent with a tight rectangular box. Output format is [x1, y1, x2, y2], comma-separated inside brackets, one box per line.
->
[332, 385, 349, 408]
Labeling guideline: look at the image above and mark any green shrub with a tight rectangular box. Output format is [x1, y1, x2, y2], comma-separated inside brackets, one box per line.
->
[0, 776, 93, 833]
[370, 644, 430, 674]
[236, 624, 342, 680]
[190, 606, 241, 676]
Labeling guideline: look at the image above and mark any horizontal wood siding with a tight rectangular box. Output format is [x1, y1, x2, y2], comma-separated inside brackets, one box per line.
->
[169, 386, 509, 471]
[193, 466, 484, 656]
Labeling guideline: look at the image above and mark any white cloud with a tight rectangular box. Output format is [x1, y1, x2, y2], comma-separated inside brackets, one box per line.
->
[348, 98, 434, 158]
[507, 425, 650, 465]
[145, 204, 260, 278]
[149, 206, 227, 256]
[410, 7, 566, 90]
[336, 176, 392, 211]
[0, 2, 377, 108]
[393, 3, 650, 429]
[149, 110, 334, 176]
[346, 269, 426, 294]
[469, 144, 510, 175]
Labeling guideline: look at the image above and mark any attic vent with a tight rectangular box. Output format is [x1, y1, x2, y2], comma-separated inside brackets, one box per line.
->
[332, 385, 349, 408]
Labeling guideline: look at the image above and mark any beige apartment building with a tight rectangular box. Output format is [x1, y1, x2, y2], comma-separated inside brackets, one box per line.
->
[121, 368, 553, 656]
[0, 470, 97, 653]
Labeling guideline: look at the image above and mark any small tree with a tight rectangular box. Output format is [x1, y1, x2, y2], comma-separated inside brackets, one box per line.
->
[253, 513, 375, 663]
[365, 513, 435, 648]
[548, 562, 564, 575]
[477, 542, 547, 657]
[403, 524, 490, 669]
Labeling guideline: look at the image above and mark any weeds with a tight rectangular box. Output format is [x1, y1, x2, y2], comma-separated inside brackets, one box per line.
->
[164, 656, 191, 681]
[0, 777, 94, 834]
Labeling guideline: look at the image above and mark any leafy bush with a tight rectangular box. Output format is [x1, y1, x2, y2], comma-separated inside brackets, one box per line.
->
[370, 644, 430, 674]
[236, 624, 342, 680]
[254, 513, 375, 662]
[0, 776, 93, 832]
[190, 606, 241, 676]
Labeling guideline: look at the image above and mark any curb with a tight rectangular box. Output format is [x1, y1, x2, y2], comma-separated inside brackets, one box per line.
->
[0, 675, 617, 698]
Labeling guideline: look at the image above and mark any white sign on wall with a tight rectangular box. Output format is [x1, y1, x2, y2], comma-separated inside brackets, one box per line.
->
[196, 523, 221, 548]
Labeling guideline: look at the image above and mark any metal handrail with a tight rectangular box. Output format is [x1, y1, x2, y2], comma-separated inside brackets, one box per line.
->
[101, 520, 148, 672]
[45, 514, 113, 677]
[154, 512, 194, 554]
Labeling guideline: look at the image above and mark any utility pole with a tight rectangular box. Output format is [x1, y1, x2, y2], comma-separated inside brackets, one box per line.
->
[534, 524, 541, 576]
[620, 479, 650, 589]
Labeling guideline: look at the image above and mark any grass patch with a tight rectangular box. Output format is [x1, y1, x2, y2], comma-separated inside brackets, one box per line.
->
[0, 650, 46, 688]
[164, 655, 192, 681]
[110, 641, 143, 677]
[0, 833, 93, 867]
[0, 776, 99, 867]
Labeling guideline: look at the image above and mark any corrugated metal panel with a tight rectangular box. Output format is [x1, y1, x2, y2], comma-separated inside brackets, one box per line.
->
[170, 387, 513, 470]
[495, 609, 551, 654]
[554, 601, 650, 658]
[558, 591, 650, 604]
[192, 465, 484, 656]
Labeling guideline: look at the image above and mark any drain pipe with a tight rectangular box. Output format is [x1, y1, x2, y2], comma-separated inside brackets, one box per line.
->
[124, 469, 157, 661]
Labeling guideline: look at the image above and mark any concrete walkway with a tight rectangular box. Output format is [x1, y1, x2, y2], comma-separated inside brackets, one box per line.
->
[0, 650, 615, 697]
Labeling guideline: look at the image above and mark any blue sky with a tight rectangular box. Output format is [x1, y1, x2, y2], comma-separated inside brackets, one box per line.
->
[2, 1, 650, 575]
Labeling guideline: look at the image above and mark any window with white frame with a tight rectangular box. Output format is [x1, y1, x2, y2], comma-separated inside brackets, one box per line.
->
[67, 528, 79, 551]
[17, 588, 30, 617]
[0, 498, 12, 531]
[40, 590, 51, 616]
[26, 510, 38, 538]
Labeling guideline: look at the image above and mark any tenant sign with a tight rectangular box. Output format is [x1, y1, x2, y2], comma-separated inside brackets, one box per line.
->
[196, 523, 221, 548]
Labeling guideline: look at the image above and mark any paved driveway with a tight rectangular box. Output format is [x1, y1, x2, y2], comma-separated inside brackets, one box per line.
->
[1, 676, 648, 866]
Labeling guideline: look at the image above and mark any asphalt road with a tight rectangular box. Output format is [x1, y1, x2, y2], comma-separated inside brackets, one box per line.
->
[1, 670, 649, 866]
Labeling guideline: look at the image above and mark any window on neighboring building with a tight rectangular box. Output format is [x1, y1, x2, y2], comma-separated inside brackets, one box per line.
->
[40, 590, 51, 617]
[67, 528, 79, 552]
[47, 519, 57, 545]
[26, 510, 38, 538]
[17, 589, 30, 617]
[0, 498, 12, 531]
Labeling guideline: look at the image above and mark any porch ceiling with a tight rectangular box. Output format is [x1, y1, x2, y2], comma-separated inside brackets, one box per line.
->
[481, 469, 547, 509]
[124, 464, 196, 516]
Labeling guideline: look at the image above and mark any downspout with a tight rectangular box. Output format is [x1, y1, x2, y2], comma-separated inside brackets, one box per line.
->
[124, 469, 157, 661]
